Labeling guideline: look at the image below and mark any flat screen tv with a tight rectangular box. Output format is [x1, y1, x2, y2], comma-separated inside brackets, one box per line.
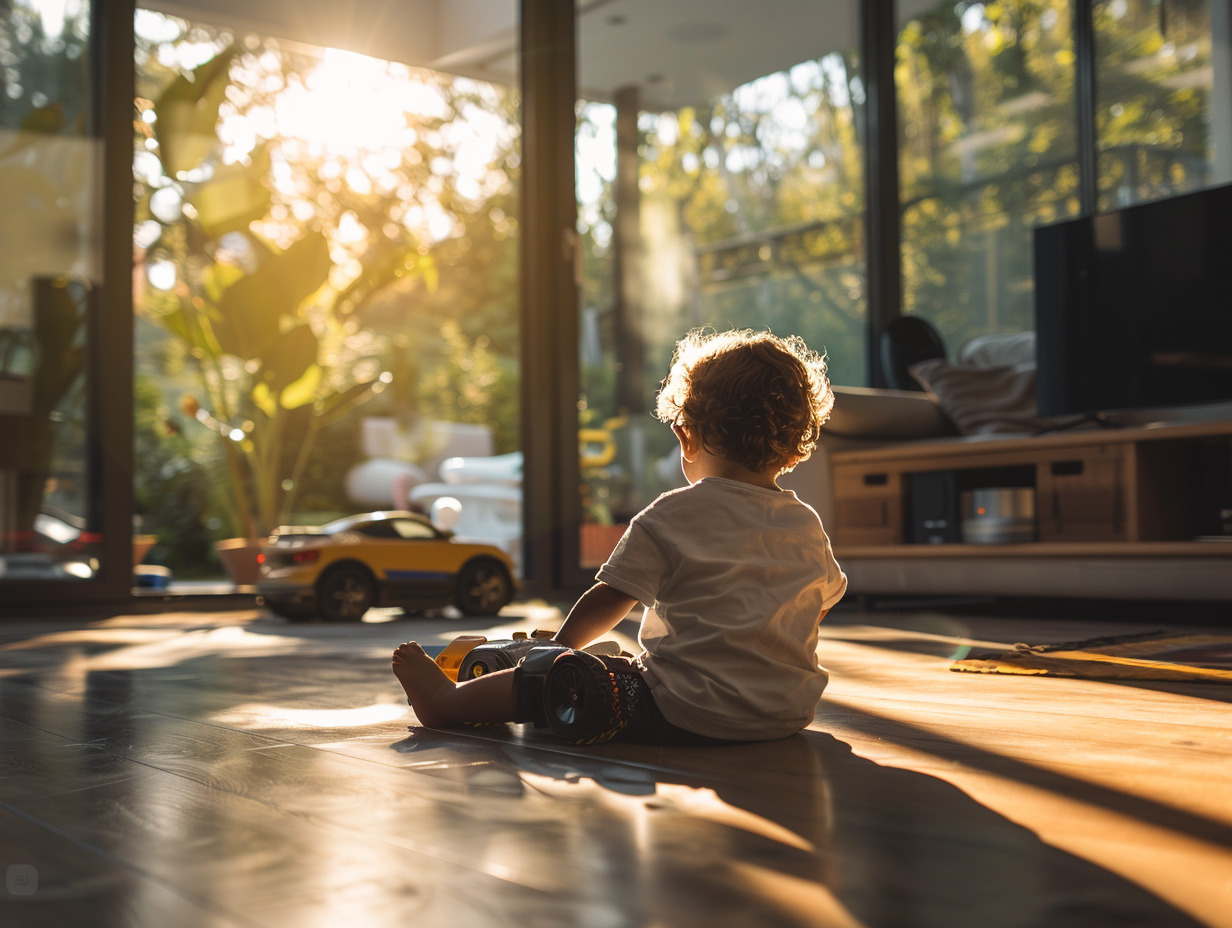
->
[1033, 183, 1232, 418]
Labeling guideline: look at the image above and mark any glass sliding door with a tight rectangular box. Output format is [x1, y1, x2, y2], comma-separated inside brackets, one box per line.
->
[131, 4, 521, 585]
[575, 1, 868, 570]
[0, 1, 107, 587]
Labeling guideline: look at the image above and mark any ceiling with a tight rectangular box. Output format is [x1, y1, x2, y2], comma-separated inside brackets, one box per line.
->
[145, 0, 873, 110]
[575, 0, 859, 110]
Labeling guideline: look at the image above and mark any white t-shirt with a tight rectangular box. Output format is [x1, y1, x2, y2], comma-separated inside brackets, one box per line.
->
[596, 476, 847, 741]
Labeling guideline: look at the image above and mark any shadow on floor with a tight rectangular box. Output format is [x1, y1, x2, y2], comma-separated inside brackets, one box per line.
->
[392, 726, 1204, 928]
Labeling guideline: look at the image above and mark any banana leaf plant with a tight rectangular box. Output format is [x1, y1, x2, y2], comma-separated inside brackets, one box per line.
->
[140, 45, 407, 541]
[163, 232, 387, 541]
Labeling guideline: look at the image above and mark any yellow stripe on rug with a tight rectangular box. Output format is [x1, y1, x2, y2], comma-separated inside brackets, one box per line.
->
[950, 632, 1232, 682]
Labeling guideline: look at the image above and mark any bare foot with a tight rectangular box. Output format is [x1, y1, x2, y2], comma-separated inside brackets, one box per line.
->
[391, 642, 455, 728]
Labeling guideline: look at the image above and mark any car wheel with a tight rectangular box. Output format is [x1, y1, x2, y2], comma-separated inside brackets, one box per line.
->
[316, 564, 376, 622]
[454, 558, 512, 616]
[262, 596, 317, 622]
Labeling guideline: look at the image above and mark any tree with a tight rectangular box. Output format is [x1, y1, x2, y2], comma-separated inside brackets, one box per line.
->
[136, 41, 391, 540]
[133, 14, 523, 550]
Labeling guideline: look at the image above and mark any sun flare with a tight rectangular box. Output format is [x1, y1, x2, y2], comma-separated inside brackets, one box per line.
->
[273, 48, 441, 159]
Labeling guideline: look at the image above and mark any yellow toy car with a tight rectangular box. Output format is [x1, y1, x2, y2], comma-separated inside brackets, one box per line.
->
[434, 629, 560, 680]
[256, 510, 517, 622]
[434, 630, 627, 681]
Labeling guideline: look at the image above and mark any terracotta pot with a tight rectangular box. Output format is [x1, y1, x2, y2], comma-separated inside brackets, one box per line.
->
[213, 537, 265, 587]
[133, 534, 157, 568]
[579, 523, 628, 568]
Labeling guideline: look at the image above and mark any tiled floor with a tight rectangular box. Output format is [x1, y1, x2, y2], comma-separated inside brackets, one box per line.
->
[0, 599, 1228, 927]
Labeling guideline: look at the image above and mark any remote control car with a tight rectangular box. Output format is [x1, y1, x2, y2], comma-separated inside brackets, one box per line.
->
[434, 630, 624, 680]
[435, 629, 561, 680]
[433, 631, 634, 744]
[257, 510, 517, 622]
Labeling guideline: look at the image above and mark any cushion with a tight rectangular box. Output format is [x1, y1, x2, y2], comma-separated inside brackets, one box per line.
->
[957, 332, 1036, 369]
[823, 385, 956, 440]
[908, 358, 1045, 435]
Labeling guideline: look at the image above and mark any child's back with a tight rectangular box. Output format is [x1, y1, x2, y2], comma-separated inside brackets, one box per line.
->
[393, 326, 846, 745]
[601, 474, 845, 740]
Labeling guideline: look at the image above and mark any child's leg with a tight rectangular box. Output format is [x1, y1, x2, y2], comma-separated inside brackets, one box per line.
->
[391, 641, 517, 728]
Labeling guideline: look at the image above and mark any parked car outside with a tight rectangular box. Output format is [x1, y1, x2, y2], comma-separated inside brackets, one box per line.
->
[256, 510, 517, 622]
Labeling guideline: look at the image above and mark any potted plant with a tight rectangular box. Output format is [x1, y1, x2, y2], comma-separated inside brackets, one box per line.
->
[136, 44, 413, 583]
[170, 232, 390, 584]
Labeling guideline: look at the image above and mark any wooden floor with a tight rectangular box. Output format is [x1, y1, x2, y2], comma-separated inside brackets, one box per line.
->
[0, 597, 1229, 927]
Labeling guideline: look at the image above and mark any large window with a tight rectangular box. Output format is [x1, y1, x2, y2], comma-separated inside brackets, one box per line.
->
[1095, 0, 1232, 208]
[574, 2, 867, 567]
[6, 1, 1231, 602]
[896, 0, 1080, 352]
[895, 0, 1232, 358]
[132, 7, 521, 583]
[0, 1, 105, 586]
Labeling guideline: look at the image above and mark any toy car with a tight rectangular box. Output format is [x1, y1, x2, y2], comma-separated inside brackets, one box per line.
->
[256, 510, 517, 622]
[434, 631, 633, 743]
[435, 629, 560, 680]
[434, 630, 625, 680]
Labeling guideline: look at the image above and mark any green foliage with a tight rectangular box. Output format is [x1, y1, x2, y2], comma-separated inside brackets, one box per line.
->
[578, 48, 872, 406]
[133, 16, 523, 550]
[152, 46, 237, 179]
[133, 375, 218, 574]
[573, 0, 1216, 520]
[895, 0, 1213, 349]
[136, 40, 392, 539]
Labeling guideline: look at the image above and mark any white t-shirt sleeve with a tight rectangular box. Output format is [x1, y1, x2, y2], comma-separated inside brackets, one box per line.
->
[595, 516, 671, 607]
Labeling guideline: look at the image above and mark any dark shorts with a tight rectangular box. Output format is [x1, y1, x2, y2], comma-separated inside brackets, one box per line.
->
[511, 649, 739, 747]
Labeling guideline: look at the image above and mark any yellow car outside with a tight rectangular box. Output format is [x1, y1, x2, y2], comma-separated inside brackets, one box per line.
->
[257, 511, 517, 622]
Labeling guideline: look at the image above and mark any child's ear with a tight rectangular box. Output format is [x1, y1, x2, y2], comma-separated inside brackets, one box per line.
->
[672, 422, 699, 461]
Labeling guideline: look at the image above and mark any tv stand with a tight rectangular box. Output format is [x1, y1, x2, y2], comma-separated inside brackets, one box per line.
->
[828, 419, 1232, 601]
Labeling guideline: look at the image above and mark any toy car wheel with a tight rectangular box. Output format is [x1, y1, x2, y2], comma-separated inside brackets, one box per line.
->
[261, 596, 317, 622]
[542, 651, 618, 743]
[316, 564, 376, 622]
[454, 558, 512, 616]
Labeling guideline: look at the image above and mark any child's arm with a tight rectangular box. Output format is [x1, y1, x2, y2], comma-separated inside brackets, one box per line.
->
[553, 582, 639, 650]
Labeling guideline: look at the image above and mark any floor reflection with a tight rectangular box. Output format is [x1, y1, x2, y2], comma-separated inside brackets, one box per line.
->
[389, 727, 1204, 928]
[0, 608, 1222, 927]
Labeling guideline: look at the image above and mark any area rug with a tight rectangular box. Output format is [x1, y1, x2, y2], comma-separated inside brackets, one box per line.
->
[950, 631, 1232, 682]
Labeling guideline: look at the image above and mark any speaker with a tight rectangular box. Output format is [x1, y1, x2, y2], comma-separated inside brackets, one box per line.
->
[907, 471, 960, 544]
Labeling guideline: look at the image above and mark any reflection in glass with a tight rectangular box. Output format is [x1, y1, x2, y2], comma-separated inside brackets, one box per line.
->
[896, 0, 1080, 350]
[0, 1, 100, 582]
[577, 3, 866, 566]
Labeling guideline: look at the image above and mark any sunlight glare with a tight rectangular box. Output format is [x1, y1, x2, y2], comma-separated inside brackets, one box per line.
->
[211, 701, 408, 729]
[274, 48, 440, 159]
[336, 211, 366, 244]
[147, 260, 177, 290]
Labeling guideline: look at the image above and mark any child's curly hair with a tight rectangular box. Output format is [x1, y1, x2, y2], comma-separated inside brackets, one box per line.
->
[654, 327, 834, 475]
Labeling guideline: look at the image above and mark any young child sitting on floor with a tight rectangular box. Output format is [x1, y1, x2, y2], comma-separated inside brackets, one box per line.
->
[392, 326, 847, 745]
